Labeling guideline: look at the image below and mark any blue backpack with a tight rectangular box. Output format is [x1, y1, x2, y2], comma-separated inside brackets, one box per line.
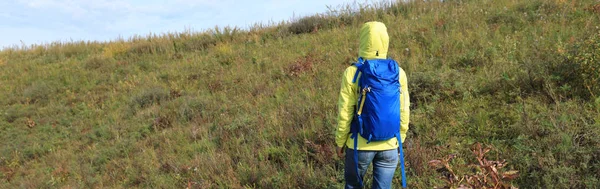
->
[350, 57, 407, 188]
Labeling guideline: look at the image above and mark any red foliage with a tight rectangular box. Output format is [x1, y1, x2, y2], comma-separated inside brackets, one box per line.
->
[429, 143, 519, 189]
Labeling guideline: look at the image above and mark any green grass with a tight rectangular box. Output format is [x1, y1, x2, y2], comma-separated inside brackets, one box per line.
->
[1, 0, 600, 188]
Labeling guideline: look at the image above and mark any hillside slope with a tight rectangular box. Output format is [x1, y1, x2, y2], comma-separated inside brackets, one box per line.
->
[1, 0, 599, 188]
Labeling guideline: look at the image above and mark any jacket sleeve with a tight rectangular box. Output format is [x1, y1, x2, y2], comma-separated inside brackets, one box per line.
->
[400, 68, 410, 142]
[335, 66, 358, 147]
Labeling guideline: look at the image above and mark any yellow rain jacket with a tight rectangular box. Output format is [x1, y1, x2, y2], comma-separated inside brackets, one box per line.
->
[335, 22, 410, 150]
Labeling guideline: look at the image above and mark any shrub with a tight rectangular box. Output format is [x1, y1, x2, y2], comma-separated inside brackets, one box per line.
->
[286, 55, 315, 77]
[588, 3, 600, 15]
[84, 55, 114, 70]
[452, 51, 486, 71]
[212, 26, 241, 43]
[180, 34, 217, 51]
[178, 97, 206, 122]
[214, 43, 235, 65]
[129, 41, 168, 55]
[288, 15, 334, 34]
[57, 43, 93, 59]
[102, 42, 130, 58]
[409, 71, 463, 107]
[514, 0, 559, 22]
[549, 31, 600, 100]
[129, 87, 171, 111]
[23, 82, 54, 104]
[3, 105, 34, 123]
[486, 12, 524, 33]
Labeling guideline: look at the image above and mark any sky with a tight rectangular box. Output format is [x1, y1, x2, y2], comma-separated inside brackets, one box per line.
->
[0, 0, 354, 49]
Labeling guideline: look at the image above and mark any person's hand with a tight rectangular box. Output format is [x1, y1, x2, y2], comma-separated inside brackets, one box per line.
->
[337, 146, 345, 159]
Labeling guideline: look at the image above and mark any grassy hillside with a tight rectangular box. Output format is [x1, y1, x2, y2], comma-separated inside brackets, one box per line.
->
[1, 0, 599, 188]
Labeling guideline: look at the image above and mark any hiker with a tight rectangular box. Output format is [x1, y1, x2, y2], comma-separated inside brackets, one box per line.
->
[335, 21, 410, 189]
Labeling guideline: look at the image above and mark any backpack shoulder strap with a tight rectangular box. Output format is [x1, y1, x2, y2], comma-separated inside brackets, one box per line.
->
[398, 66, 404, 94]
[351, 58, 365, 83]
[351, 57, 366, 186]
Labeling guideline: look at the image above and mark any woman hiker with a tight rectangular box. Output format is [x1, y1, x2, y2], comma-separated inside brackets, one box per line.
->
[335, 21, 410, 189]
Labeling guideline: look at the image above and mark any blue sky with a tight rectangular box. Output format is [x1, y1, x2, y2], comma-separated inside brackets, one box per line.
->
[0, 0, 355, 48]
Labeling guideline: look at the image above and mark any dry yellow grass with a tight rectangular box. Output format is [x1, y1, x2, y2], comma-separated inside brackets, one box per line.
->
[102, 42, 130, 58]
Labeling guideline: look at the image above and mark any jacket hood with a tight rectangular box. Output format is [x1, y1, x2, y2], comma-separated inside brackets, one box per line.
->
[359, 22, 389, 60]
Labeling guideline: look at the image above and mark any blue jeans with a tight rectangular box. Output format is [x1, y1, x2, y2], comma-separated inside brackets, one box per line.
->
[344, 148, 399, 189]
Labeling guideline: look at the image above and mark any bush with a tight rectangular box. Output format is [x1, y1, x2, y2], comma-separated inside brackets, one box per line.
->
[452, 51, 486, 71]
[514, 0, 559, 22]
[549, 31, 600, 100]
[102, 42, 130, 58]
[486, 12, 524, 33]
[23, 82, 54, 104]
[288, 15, 334, 34]
[588, 3, 600, 15]
[178, 34, 217, 52]
[84, 55, 114, 70]
[178, 97, 206, 122]
[212, 26, 241, 43]
[129, 87, 171, 110]
[3, 105, 34, 123]
[409, 71, 463, 107]
[129, 41, 168, 55]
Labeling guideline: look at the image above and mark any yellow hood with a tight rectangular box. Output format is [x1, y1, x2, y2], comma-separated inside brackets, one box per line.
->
[359, 22, 389, 60]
